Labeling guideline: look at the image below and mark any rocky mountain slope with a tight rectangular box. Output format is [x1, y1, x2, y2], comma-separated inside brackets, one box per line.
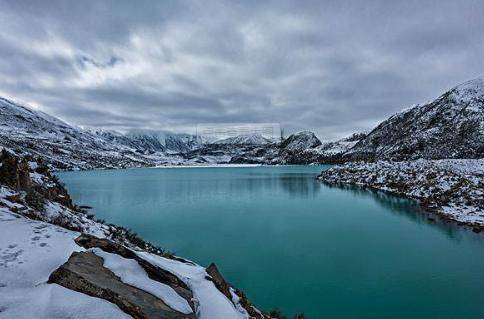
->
[0, 149, 298, 319]
[344, 77, 484, 161]
[0, 97, 166, 170]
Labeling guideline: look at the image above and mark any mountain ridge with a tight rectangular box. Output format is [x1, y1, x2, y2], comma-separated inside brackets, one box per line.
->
[344, 76, 484, 161]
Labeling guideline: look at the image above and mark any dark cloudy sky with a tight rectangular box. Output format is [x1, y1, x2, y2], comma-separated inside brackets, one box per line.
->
[0, 0, 483, 140]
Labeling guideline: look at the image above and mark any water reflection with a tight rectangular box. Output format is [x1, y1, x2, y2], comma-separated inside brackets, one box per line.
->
[321, 182, 484, 243]
[275, 173, 322, 198]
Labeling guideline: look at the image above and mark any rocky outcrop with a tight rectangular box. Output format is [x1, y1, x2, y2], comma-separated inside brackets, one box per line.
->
[48, 251, 195, 319]
[206, 263, 266, 319]
[0, 148, 76, 210]
[206, 263, 232, 301]
[0, 149, 32, 190]
[280, 131, 321, 153]
[278, 131, 323, 164]
[75, 233, 194, 307]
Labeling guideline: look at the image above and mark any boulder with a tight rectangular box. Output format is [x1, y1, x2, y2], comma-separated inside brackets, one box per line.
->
[48, 251, 195, 319]
[74, 233, 194, 307]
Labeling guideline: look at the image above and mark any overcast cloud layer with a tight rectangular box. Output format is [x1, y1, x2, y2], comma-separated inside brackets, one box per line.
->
[0, 0, 483, 140]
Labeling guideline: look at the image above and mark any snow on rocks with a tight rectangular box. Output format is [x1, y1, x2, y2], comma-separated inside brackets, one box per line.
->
[138, 251, 252, 319]
[318, 159, 484, 227]
[91, 247, 193, 314]
[0, 209, 132, 319]
[214, 133, 272, 145]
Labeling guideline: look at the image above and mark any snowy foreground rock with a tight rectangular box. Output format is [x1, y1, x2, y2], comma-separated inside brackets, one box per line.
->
[0, 150, 284, 319]
[318, 159, 484, 228]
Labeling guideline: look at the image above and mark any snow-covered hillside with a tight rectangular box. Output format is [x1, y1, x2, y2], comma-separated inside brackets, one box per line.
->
[0, 97, 167, 169]
[345, 77, 484, 160]
[0, 97, 210, 169]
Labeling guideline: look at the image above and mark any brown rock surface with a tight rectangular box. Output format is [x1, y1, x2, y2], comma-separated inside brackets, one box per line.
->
[74, 233, 194, 308]
[206, 262, 265, 319]
[48, 251, 195, 319]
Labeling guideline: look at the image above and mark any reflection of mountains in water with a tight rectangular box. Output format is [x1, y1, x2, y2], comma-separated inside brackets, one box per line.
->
[275, 172, 323, 199]
[321, 182, 484, 243]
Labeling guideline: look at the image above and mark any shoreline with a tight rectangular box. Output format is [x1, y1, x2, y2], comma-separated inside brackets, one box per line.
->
[318, 159, 484, 232]
[320, 180, 484, 233]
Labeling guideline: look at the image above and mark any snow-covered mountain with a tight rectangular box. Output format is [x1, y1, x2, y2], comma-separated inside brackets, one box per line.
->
[163, 133, 200, 153]
[91, 129, 200, 154]
[123, 131, 167, 154]
[0, 97, 176, 169]
[124, 130, 201, 153]
[213, 133, 272, 145]
[280, 131, 321, 152]
[345, 77, 484, 160]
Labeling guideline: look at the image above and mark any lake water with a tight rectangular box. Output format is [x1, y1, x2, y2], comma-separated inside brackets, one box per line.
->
[57, 165, 484, 318]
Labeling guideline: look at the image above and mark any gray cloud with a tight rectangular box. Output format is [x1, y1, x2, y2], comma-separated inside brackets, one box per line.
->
[0, 0, 483, 140]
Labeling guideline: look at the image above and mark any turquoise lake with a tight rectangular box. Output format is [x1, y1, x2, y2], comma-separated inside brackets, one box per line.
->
[57, 165, 484, 318]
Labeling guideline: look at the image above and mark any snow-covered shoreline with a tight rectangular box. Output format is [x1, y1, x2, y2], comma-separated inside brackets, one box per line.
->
[318, 159, 484, 229]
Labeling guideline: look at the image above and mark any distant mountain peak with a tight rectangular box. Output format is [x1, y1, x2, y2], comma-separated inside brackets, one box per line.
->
[214, 133, 272, 145]
[448, 76, 484, 105]
[280, 131, 322, 152]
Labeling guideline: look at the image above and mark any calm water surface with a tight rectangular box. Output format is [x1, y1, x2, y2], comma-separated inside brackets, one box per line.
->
[58, 166, 484, 318]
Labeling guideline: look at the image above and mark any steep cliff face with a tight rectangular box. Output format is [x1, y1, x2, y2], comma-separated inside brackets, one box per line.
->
[345, 77, 484, 161]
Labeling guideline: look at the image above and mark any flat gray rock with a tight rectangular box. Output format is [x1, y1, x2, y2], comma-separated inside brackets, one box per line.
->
[48, 251, 195, 319]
